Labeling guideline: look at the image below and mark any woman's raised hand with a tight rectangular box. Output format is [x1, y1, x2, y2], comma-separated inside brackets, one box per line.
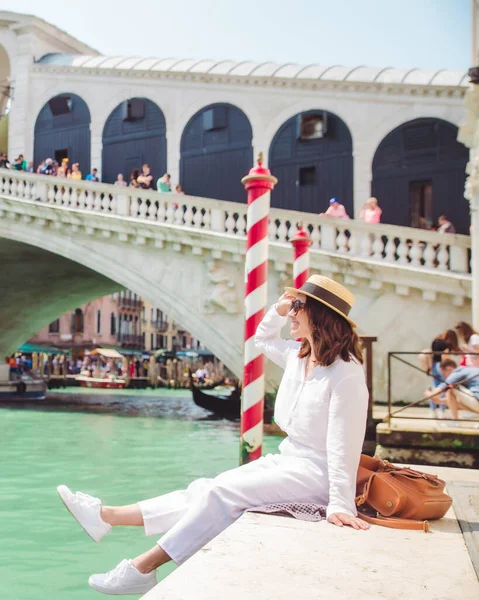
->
[276, 292, 295, 317]
[327, 512, 370, 530]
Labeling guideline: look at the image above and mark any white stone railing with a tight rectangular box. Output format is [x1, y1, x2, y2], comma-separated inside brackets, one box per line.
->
[0, 169, 471, 275]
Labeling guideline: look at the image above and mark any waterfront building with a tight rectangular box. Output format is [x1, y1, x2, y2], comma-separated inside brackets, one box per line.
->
[29, 292, 142, 358]
[0, 10, 470, 232]
[29, 293, 202, 357]
[141, 298, 202, 353]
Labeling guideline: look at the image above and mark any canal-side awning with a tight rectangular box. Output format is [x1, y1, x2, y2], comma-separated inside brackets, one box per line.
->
[100, 345, 145, 357]
[18, 344, 69, 355]
[89, 348, 125, 359]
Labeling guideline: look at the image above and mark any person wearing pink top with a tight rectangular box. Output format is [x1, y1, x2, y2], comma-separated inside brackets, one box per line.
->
[360, 197, 382, 224]
[320, 197, 350, 220]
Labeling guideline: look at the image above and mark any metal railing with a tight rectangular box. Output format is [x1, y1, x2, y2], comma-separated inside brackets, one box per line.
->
[119, 334, 143, 347]
[151, 319, 169, 331]
[118, 297, 142, 309]
[387, 351, 479, 424]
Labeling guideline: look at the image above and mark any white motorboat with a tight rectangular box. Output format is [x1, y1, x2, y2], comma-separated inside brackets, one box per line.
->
[0, 364, 47, 400]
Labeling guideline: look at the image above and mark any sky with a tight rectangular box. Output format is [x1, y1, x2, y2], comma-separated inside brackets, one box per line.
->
[1, 0, 471, 71]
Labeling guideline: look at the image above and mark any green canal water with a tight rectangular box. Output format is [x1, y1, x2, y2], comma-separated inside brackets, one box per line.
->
[0, 390, 282, 599]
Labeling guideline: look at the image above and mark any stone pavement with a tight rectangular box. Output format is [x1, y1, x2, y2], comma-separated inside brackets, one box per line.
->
[142, 465, 479, 600]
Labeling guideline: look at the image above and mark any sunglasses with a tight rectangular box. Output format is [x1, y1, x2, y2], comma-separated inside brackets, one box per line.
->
[290, 299, 306, 314]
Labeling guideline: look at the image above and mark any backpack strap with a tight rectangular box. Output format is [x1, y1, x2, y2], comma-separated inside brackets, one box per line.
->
[358, 513, 430, 533]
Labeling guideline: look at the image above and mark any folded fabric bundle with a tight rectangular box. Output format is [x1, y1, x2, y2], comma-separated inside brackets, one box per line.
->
[247, 503, 326, 522]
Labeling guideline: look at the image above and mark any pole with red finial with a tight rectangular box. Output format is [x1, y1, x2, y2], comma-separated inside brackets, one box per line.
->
[290, 224, 312, 289]
[240, 152, 277, 465]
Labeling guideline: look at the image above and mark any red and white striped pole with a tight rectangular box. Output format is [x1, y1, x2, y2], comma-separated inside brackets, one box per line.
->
[290, 225, 312, 288]
[240, 152, 277, 465]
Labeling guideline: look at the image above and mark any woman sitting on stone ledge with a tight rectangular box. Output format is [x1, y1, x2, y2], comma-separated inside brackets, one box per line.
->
[56, 274, 369, 596]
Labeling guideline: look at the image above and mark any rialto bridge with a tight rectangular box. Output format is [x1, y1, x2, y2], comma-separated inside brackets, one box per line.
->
[0, 169, 473, 402]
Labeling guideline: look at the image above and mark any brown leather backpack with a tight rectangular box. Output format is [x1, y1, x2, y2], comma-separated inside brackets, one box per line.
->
[355, 455, 453, 532]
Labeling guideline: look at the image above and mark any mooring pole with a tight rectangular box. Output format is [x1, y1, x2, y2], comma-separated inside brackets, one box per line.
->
[240, 153, 277, 464]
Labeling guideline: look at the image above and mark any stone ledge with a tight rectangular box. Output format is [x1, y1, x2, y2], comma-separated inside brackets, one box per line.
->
[143, 466, 479, 600]
[377, 421, 479, 451]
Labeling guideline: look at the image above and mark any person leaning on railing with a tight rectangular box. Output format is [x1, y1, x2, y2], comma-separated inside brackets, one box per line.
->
[455, 321, 479, 368]
[419, 329, 462, 418]
[424, 358, 479, 420]
[359, 197, 382, 224]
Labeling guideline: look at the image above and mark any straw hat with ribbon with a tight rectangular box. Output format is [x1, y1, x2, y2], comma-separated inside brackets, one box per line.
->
[285, 274, 357, 328]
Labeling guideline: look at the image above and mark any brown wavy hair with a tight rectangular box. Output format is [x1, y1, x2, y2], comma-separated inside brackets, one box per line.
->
[455, 321, 477, 344]
[297, 297, 363, 366]
[440, 329, 460, 352]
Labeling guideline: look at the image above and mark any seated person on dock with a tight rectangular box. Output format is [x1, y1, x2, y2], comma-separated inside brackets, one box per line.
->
[55, 275, 369, 596]
[425, 359, 479, 419]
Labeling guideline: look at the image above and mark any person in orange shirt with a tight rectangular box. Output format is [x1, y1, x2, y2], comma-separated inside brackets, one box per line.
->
[8, 356, 17, 374]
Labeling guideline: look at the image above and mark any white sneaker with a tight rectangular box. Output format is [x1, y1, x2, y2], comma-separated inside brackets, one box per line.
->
[57, 485, 111, 543]
[89, 559, 157, 595]
[429, 409, 437, 420]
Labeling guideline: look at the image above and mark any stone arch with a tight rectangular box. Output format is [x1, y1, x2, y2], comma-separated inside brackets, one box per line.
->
[180, 103, 253, 202]
[264, 101, 356, 157]
[269, 109, 353, 214]
[0, 224, 244, 376]
[33, 93, 91, 174]
[0, 43, 11, 120]
[366, 107, 464, 163]
[372, 117, 469, 233]
[102, 97, 167, 185]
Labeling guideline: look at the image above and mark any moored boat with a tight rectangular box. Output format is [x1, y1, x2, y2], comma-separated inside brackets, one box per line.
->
[190, 374, 275, 423]
[0, 364, 46, 400]
[190, 377, 241, 419]
[75, 376, 127, 389]
[74, 348, 127, 389]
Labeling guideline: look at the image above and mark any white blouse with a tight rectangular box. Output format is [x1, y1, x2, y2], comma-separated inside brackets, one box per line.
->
[255, 304, 369, 518]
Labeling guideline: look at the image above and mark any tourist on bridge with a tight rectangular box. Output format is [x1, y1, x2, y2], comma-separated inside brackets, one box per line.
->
[320, 197, 350, 220]
[86, 168, 100, 182]
[157, 172, 171, 192]
[56, 275, 369, 595]
[0, 152, 10, 169]
[13, 154, 28, 171]
[68, 162, 82, 181]
[129, 168, 140, 188]
[114, 173, 127, 187]
[437, 215, 456, 234]
[137, 163, 153, 189]
[360, 196, 382, 224]
[38, 158, 55, 175]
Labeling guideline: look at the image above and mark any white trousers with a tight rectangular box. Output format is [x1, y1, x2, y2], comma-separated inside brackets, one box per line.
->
[138, 452, 329, 565]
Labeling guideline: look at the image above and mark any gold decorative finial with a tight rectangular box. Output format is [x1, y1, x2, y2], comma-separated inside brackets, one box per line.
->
[257, 151, 263, 166]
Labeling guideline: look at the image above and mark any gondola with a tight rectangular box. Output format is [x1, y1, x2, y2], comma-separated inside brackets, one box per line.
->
[189, 376, 274, 423]
[190, 377, 241, 420]
[196, 377, 225, 390]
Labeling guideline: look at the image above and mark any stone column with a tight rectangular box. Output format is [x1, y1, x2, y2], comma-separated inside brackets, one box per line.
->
[7, 31, 33, 161]
[166, 127, 181, 189]
[459, 78, 479, 330]
[353, 139, 374, 218]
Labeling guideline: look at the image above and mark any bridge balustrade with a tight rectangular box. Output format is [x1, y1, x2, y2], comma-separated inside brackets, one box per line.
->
[0, 169, 471, 276]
